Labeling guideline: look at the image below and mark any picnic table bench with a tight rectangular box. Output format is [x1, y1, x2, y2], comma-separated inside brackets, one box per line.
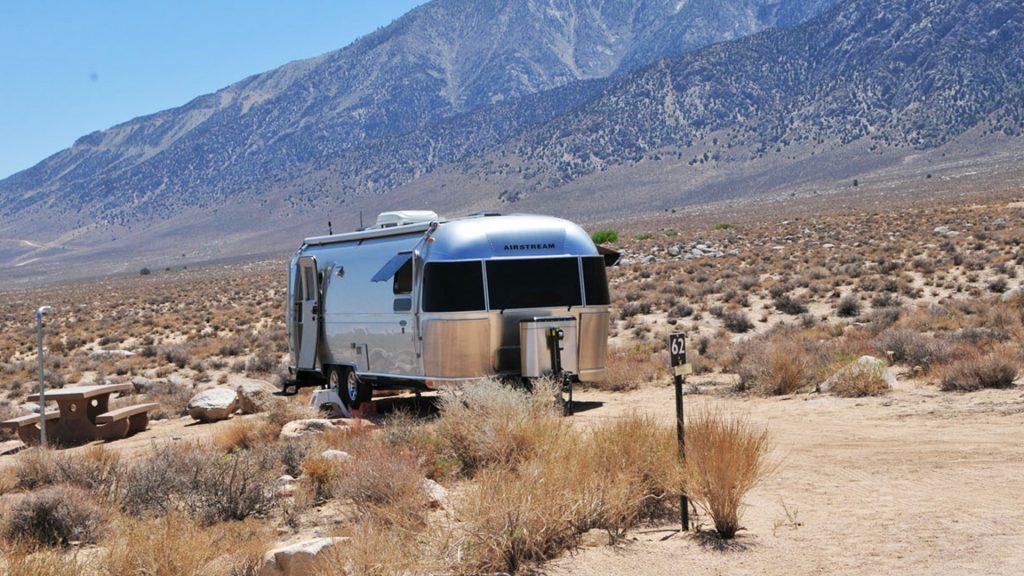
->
[1, 383, 158, 446]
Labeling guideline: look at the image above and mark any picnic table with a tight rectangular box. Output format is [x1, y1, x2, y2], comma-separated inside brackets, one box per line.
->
[1, 383, 157, 447]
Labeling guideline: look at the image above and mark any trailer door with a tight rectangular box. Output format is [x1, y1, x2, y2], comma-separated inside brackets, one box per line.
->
[296, 256, 321, 371]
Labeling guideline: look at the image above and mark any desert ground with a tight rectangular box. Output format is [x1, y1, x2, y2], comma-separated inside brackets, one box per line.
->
[2, 191, 1024, 575]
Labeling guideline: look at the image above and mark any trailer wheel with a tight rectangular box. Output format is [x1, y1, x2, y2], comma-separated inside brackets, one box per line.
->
[340, 368, 370, 409]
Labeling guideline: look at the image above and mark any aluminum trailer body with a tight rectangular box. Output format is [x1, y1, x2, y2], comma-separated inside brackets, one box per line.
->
[286, 211, 613, 402]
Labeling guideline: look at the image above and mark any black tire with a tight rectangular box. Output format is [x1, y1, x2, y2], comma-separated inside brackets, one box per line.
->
[340, 367, 371, 409]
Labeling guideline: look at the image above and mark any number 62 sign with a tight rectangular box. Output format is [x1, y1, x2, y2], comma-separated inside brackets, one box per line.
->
[668, 332, 691, 376]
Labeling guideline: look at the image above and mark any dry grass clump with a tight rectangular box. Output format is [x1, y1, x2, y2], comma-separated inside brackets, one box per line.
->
[938, 350, 1020, 391]
[215, 417, 278, 452]
[104, 513, 270, 576]
[684, 408, 774, 539]
[2, 484, 108, 547]
[451, 413, 682, 573]
[333, 438, 429, 526]
[821, 358, 891, 397]
[0, 541, 91, 576]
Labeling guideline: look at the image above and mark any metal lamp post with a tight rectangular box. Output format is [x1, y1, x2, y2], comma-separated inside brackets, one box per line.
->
[36, 306, 52, 447]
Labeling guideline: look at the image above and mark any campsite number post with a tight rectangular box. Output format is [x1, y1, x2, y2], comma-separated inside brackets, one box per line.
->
[669, 332, 691, 532]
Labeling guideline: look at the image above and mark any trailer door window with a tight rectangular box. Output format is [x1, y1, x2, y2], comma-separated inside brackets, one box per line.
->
[422, 261, 485, 312]
[582, 256, 610, 305]
[486, 258, 582, 310]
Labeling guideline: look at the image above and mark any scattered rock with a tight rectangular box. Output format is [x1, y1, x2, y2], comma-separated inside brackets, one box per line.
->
[0, 439, 25, 456]
[18, 402, 43, 415]
[1001, 286, 1024, 302]
[131, 376, 163, 394]
[322, 449, 353, 461]
[579, 528, 612, 547]
[275, 475, 297, 498]
[235, 378, 280, 414]
[187, 387, 238, 422]
[279, 418, 343, 439]
[259, 537, 349, 576]
[818, 356, 897, 393]
[88, 349, 135, 359]
[421, 478, 449, 509]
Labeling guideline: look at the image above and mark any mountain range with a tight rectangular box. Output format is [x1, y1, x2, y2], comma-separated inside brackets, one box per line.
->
[1, 0, 1022, 286]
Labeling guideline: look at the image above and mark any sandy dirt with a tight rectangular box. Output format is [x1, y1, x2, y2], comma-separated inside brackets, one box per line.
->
[546, 377, 1024, 576]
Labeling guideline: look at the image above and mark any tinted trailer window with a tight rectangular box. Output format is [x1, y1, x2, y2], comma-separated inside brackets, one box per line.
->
[487, 258, 582, 310]
[581, 256, 610, 305]
[422, 261, 486, 312]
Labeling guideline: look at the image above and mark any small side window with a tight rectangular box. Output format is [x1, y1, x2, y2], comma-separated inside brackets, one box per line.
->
[393, 259, 413, 295]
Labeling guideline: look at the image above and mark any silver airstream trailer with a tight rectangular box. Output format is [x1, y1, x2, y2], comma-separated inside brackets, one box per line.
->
[285, 210, 615, 407]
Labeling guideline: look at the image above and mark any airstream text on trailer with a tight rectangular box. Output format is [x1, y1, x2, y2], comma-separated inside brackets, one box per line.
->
[285, 211, 616, 407]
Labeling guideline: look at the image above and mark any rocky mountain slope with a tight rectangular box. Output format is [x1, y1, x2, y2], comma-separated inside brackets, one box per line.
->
[2, 0, 1022, 287]
[458, 0, 1024, 204]
[0, 0, 834, 231]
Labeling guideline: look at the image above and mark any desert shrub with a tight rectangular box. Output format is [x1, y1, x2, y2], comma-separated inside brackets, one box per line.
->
[737, 339, 816, 395]
[836, 294, 861, 318]
[670, 302, 695, 318]
[434, 378, 563, 477]
[773, 294, 807, 315]
[119, 442, 278, 523]
[3, 485, 107, 547]
[722, 310, 753, 333]
[873, 329, 951, 369]
[939, 351, 1020, 391]
[590, 229, 619, 244]
[53, 445, 122, 494]
[684, 408, 773, 539]
[619, 301, 652, 319]
[160, 345, 190, 369]
[12, 448, 61, 490]
[601, 345, 667, 391]
[244, 349, 278, 374]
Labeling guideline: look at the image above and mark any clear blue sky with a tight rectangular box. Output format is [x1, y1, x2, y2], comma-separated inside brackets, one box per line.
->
[0, 1, 426, 179]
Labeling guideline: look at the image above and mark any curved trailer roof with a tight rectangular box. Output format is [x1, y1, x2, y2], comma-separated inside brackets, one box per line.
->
[301, 213, 601, 262]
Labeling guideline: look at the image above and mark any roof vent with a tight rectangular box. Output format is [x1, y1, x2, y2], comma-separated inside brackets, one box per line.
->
[373, 210, 439, 228]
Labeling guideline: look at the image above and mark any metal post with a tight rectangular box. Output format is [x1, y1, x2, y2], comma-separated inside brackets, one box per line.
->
[36, 306, 52, 448]
[668, 332, 690, 532]
[674, 370, 688, 531]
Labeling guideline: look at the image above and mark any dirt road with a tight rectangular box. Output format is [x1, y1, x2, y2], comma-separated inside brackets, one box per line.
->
[548, 378, 1024, 575]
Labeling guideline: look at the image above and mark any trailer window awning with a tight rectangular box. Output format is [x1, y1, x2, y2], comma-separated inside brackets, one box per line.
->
[597, 245, 621, 267]
[371, 252, 413, 282]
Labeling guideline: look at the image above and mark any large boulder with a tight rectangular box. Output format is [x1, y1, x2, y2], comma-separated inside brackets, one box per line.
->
[235, 378, 280, 414]
[259, 537, 349, 576]
[187, 387, 238, 422]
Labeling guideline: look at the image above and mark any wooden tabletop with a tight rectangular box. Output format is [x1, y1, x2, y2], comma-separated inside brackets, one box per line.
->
[28, 383, 131, 402]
